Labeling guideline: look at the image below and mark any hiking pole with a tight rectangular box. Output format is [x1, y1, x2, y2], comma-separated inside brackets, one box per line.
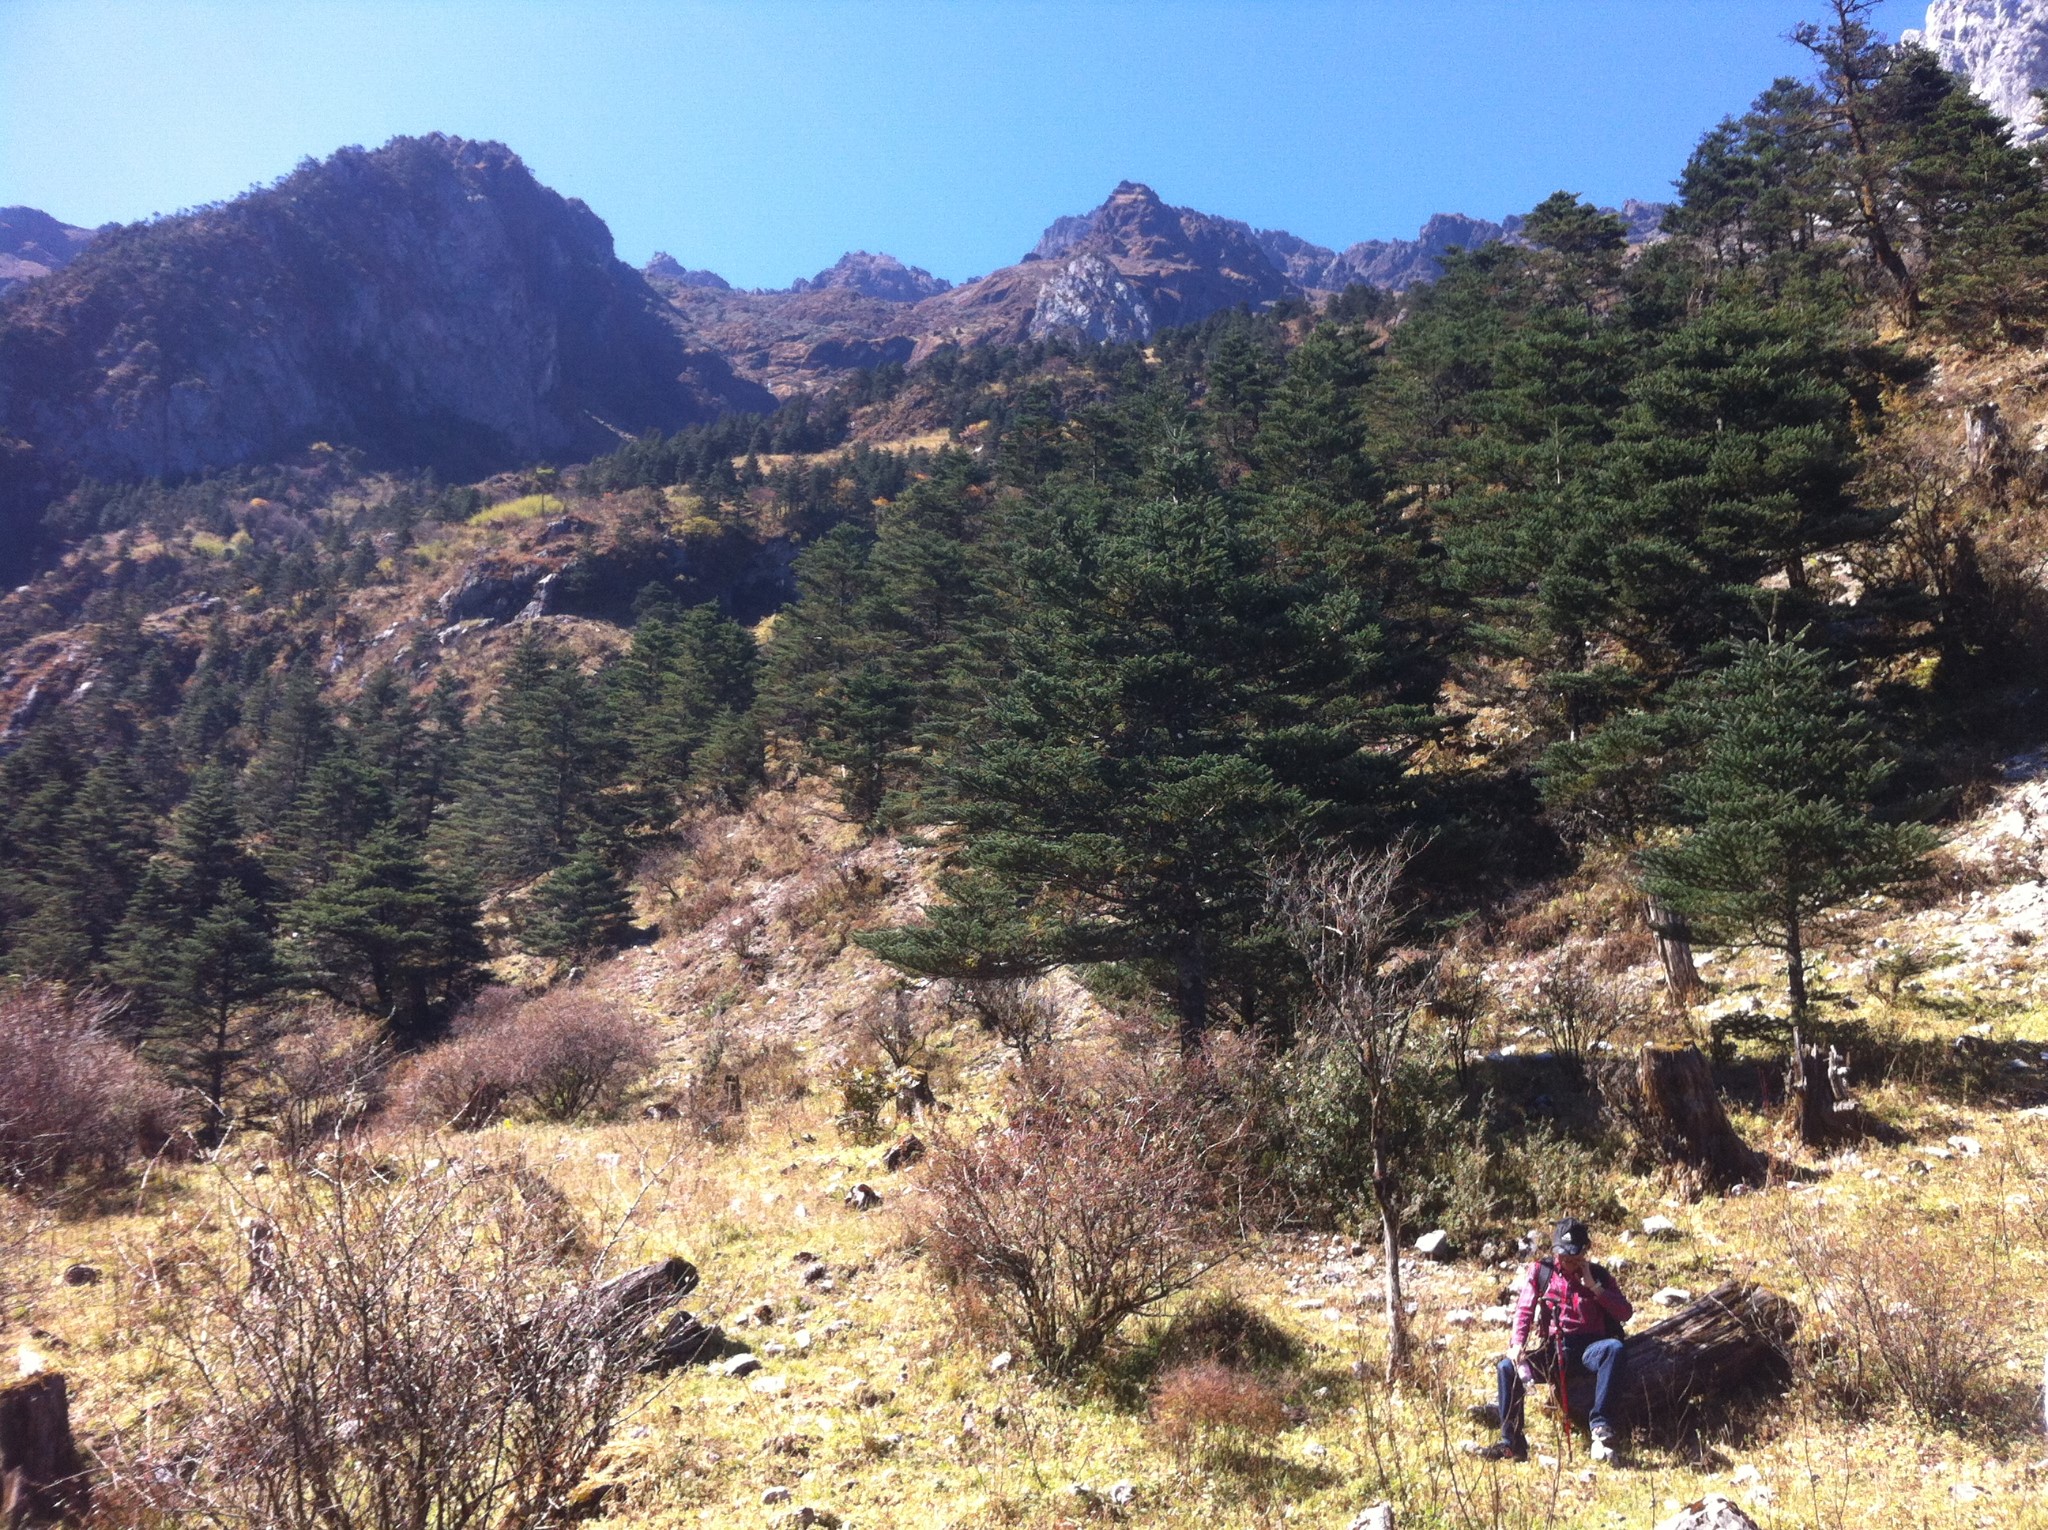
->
[1554, 1328, 1573, 1462]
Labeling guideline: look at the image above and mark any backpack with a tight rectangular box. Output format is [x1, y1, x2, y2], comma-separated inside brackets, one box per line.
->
[1515, 1258, 1626, 1377]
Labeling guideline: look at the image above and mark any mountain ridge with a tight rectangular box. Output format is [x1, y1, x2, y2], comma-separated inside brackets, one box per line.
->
[0, 135, 773, 579]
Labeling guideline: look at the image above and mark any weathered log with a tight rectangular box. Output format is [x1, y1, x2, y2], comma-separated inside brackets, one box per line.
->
[587, 1256, 698, 1339]
[1645, 899, 1703, 1007]
[1639, 1045, 1765, 1188]
[1616, 1282, 1797, 1433]
[640, 1310, 728, 1373]
[0, 1372, 88, 1526]
[1788, 1028, 1859, 1148]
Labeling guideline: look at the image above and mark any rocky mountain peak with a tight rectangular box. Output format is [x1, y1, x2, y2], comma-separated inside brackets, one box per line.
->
[790, 251, 951, 301]
[644, 252, 731, 290]
[1907, 0, 2048, 141]
[0, 134, 770, 576]
[0, 207, 97, 297]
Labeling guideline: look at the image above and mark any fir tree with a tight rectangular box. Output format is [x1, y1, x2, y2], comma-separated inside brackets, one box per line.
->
[866, 488, 1426, 1049]
[146, 887, 281, 1143]
[287, 825, 486, 1044]
[1640, 640, 1935, 1014]
[524, 842, 636, 960]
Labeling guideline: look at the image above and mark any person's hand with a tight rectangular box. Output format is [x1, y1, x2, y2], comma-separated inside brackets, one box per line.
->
[1514, 1359, 1535, 1386]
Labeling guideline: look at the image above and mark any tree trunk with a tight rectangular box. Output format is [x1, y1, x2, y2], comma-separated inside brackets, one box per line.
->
[1172, 937, 1208, 1055]
[1379, 1200, 1408, 1384]
[0, 1372, 88, 1526]
[1638, 1046, 1766, 1189]
[1609, 1282, 1797, 1437]
[1788, 1027, 1859, 1149]
[1785, 916, 1807, 1016]
[1644, 899, 1702, 1007]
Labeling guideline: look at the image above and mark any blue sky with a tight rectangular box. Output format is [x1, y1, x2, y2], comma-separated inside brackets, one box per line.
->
[1, 1, 1931, 289]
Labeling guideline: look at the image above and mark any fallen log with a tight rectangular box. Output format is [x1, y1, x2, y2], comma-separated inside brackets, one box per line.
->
[585, 1256, 699, 1344]
[1615, 1282, 1797, 1434]
[1639, 1046, 1766, 1189]
[0, 1371, 88, 1526]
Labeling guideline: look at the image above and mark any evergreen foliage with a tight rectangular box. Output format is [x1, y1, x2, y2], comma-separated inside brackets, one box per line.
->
[1639, 640, 1936, 1013]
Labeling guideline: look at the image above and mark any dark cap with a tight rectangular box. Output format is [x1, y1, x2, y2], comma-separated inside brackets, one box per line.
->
[1552, 1218, 1591, 1256]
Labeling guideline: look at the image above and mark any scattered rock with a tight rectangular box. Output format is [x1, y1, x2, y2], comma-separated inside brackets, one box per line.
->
[1414, 1229, 1452, 1260]
[1466, 1401, 1502, 1426]
[1345, 1505, 1396, 1530]
[751, 1301, 776, 1326]
[987, 1351, 1013, 1375]
[1652, 1287, 1694, 1308]
[1443, 1309, 1478, 1328]
[1654, 1494, 1761, 1530]
[1946, 1134, 1983, 1157]
[1107, 1481, 1135, 1507]
[1481, 1305, 1515, 1325]
[1641, 1216, 1681, 1240]
[721, 1353, 763, 1378]
[58, 1265, 99, 1287]
[763, 1486, 792, 1505]
[782, 1508, 840, 1529]
[750, 1373, 787, 1395]
[845, 1183, 882, 1211]
[883, 1135, 926, 1171]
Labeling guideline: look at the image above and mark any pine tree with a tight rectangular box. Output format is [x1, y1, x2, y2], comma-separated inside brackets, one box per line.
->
[9, 759, 157, 978]
[866, 488, 1426, 1049]
[106, 768, 272, 1013]
[1639, 640, 1934, 1014]
[524, 842, 636, 960]
[436, 634, 618, 891]
[146, 887, 281, 1143]
[287, 825, 486, 1044]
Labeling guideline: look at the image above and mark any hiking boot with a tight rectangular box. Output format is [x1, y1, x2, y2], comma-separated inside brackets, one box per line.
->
[1474, 1439, 1528, 1462]
[1589, 1425, 1620, 1464]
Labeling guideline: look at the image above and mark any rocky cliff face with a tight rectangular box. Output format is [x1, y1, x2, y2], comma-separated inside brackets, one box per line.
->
[1906, 0, 2048, 140]
[0, 135, 771, 575]
[0, 208, 96, 297]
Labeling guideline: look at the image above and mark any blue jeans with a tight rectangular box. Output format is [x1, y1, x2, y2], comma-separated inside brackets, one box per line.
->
[1496, 1336, 1626, 1445]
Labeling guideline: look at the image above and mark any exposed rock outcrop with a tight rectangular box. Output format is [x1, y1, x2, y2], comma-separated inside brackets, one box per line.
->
[0, 207, 96, 297]
[0, 135, 773, 579]
[1907, 0, 2048, 141]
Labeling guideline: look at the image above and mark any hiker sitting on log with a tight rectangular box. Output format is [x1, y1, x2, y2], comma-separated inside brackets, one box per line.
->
[1480, 1217, 1633, 1464]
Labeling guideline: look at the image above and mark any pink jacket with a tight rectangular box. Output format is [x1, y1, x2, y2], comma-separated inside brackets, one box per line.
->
[1510, 1260, 1632, 1351]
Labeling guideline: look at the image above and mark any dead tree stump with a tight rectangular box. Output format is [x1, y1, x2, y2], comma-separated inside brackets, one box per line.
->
[0, 1372, 88, 1526]
[1615, 1282, 1798, 1435]
[1788, 1028, 1859, 1148]
[1639, 1046, 1766, 1188]
[1645, 899, 1703, 1007]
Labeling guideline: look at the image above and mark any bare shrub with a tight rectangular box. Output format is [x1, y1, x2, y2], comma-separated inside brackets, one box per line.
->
[950, 976, 1060, 1061]
[1149, 1360, 1289, 1461]
[1268, 840, 1439, 1379]
[1526, 952, 1627, 1063]
[117, 1151, 662, 1529]
[1774, 1201, 2012, 1425]
[917, 1054, 1258, 1376]
[252, 1003, 390, 1158]
[0, 983, 172, 1193]
[853, 984, 935, 1069]
[388, 990, 657, 1130]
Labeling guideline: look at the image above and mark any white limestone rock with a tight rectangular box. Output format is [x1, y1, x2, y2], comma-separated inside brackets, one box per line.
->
[1907, 1, 2048, 142]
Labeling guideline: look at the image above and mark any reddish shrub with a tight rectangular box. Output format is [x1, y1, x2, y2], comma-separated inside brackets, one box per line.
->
[1150, 1360, 1289, 1454]
[0, 983, 172, 1192]
[917, 1055, 1260, 1376]
[389, 990, 658, 1130]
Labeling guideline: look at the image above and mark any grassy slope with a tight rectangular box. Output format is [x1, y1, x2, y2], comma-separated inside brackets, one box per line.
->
[15, 767, 2048, 1530]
